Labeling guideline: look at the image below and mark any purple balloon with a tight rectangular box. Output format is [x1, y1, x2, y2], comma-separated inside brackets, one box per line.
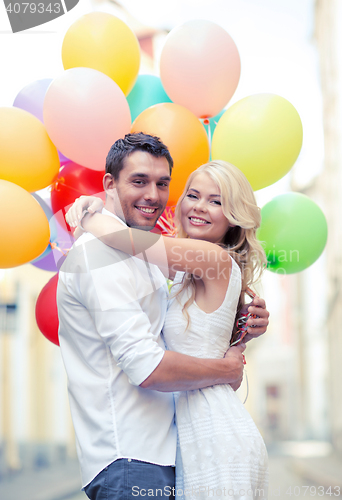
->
[59, 151, 69, 164]
[31, 198, 75, 272]
[13, 78, 52, 123]
[13, 78, 69, 164]
[31, 249, 59, 272]
[32, 193, 58, 242]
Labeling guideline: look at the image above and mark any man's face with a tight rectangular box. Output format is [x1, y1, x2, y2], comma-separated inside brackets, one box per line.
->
[110, 151, 171, 230]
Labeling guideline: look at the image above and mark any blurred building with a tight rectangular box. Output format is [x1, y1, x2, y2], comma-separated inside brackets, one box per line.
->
[315, 0, 342, 455]
[245, 0, 342, 459]
[0, 266, 75, 477]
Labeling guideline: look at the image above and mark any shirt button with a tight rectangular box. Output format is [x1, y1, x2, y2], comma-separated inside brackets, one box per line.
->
[128, 458, 132, 462]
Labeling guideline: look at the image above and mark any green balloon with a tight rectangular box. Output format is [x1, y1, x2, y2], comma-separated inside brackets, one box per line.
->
[127, 75, 172, 122]
[257, 193, 328, 274]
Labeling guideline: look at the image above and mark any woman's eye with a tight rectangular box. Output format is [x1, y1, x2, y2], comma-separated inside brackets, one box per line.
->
[187, 193, 197, 199]
[212, 200, 221, 205]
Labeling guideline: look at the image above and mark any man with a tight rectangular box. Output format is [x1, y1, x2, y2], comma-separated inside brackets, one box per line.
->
[57, 133, 269, 499]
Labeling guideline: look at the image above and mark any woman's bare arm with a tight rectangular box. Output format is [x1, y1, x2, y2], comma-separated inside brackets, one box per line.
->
[81, 212, 231, 282]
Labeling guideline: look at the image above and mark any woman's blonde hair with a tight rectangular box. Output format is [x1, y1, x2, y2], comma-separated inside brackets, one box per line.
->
[172, 160, 267, 326]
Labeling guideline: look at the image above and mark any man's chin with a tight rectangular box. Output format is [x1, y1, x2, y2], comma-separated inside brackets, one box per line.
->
[127, 218, 158, 231]
[130, 224, 155, 231]
[127, 211, 163, 231]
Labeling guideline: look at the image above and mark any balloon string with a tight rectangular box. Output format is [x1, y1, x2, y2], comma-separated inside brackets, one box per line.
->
[157, 208, 177, 236]
[49, 177, 97, 194]
[50, 242, 70, 257]
[202, 118, 211, 157]
[207, 121, 212, 155]
[157, 217, 176, 236]
[50, 177, 89, 196]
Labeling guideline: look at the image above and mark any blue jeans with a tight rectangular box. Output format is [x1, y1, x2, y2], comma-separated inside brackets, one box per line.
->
[84, 459, 175, 499]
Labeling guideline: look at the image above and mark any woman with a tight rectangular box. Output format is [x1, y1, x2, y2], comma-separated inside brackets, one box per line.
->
[67, 160, 269, 499]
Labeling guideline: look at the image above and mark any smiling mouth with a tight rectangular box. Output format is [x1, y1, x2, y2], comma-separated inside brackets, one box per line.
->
[188, 216, 211, 225]
[135, 206, 159, 217]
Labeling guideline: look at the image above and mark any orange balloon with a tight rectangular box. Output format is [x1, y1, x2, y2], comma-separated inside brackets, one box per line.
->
[0, 107, 60, 192]
[0, 180, 50, 268]
[131, 103, 209, 206]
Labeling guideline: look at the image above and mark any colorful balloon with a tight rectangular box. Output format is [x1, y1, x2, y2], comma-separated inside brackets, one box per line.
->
[127, 75, 172, 122]
[43, 68, 131, 171]
[13, 78, 51, 122]
[257, 193, 328, 274]
[160, 20, 240, 118]
[35, 274, 59, 346]
[131, 103, 210, 206]
[31, 220, 74, 273]
[32, 250, 59, 272]
[0, 107, 60, 192]
[212, 94, 303, 191]
[62, 12, 140, 95]
[203, 110, 226, 140]
[31, 193, 58, 263]
[13, 78, 69, 164]
[0, 180, 50, 268]
[51, 161, 105, 230]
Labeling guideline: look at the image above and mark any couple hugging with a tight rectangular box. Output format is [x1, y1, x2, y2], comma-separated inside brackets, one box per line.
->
[57, 132, 270, 500]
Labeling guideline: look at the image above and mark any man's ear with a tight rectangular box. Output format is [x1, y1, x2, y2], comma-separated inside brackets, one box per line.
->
[103, 173, 116, 198]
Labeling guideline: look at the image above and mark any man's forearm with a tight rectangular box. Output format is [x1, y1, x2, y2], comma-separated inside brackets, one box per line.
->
[140, 349, 243, 392]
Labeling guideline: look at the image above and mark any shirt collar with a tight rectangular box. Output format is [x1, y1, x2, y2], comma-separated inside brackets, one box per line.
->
[102, 208, 127, 227]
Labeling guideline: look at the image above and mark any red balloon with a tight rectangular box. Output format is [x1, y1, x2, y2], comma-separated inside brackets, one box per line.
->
[51, 161, 105, 229]
[35, 274, 59, 346]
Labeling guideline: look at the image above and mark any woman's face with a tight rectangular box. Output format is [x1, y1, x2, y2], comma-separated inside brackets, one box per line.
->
[180, 172, 230, 244]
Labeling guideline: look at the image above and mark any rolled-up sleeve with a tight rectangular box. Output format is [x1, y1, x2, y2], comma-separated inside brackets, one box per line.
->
[82, 244, 165, 386]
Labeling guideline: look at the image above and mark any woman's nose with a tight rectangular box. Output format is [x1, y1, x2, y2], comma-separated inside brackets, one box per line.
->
[193, 199, 207, 212]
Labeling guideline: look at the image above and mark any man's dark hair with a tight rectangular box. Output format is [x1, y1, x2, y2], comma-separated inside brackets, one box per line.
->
[106, 132, 173, 179]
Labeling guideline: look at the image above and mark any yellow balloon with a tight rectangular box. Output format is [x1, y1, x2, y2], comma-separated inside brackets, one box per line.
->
[211, 94, 303, 190]
[62, 12, 141, 96]
[0, 180, 50, 268]
[0, 107, 60, 192]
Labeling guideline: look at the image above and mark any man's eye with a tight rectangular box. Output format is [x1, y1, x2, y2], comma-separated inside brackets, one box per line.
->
[158, 182, 168, 187]
[133, 180, 144, 185]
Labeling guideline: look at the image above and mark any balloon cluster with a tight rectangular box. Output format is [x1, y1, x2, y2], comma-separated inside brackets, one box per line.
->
[0, 12, 327, 345]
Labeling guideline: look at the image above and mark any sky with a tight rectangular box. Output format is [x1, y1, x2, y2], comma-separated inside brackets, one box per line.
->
[0, 0, 323, 206]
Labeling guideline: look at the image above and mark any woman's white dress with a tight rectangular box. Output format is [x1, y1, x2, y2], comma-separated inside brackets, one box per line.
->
[162, 257, 269, 500]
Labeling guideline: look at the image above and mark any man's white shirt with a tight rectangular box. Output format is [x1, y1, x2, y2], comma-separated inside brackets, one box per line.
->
[57, 209, 176, 487]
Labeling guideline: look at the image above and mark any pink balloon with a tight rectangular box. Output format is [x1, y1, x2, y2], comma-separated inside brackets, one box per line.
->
[160, 20, 241, 119]
[43, 68, 131, 171]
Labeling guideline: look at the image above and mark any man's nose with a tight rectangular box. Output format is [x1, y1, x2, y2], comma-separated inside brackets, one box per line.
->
[143, 183, 159, 203]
